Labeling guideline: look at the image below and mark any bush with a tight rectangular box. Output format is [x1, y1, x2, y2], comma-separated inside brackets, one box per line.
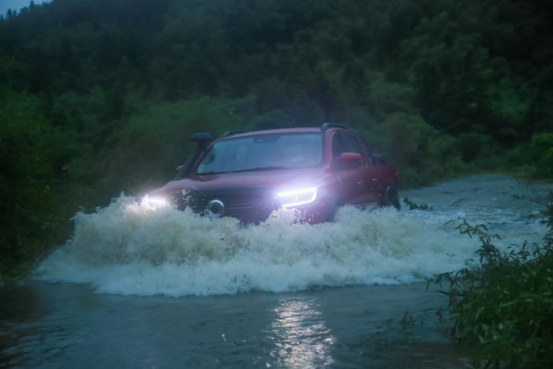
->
[0, 86, 59, 280]
[367, 112, 464, 186]
[457, 132, 497, 163]
[434, 200, 553, 368]
[530, 133, 553, 178]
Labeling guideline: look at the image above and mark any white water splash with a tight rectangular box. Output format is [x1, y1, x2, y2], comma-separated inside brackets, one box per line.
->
[35, 175, 550, 297]
[34, 185, 544, 298]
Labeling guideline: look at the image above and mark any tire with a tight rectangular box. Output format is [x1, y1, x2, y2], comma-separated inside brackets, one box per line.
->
[386, 187, 401, 210]
[324, 195, 342, 222]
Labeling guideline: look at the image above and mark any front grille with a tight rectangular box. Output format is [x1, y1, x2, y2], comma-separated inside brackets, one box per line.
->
[170, 186, 279, 224]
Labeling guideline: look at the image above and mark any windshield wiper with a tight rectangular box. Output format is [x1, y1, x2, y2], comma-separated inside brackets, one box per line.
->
[197, 167, 290, 175]
[197, 171, 227, 175]
[229, 166, 291, 173]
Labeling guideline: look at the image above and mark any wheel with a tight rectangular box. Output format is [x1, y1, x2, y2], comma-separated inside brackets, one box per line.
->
[386, 187, 401, 210]
[324, 195, 342, 222]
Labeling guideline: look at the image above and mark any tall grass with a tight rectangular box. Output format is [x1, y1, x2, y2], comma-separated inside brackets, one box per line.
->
[433, 194, 553, 368]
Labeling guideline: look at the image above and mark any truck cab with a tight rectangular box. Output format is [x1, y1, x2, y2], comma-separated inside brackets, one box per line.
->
[146, 123, 400, 223]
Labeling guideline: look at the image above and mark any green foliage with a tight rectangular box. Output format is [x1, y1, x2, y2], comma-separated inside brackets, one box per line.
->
[530, 133, 553, 178]
[433, 208, 553, 368]
[367, 112, 464, 186]
[1, 0, 551, 145]
[91, 97, 256, 199]
[457, 132, 497, 163]
[487, 78, 531, 141]
[0, 77, 58, 280]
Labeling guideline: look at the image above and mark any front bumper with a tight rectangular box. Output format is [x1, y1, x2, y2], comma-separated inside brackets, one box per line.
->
[167, 186, 327, 224]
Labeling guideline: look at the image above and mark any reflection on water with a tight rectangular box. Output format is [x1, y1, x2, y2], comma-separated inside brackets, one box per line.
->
[1, 282, 472, 368]
[270, 298, 335, 369]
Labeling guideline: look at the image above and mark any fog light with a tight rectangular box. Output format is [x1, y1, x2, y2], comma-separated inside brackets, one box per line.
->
[142, 195, 168, 207]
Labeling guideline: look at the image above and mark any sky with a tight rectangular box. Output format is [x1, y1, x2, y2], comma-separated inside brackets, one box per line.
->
[0, 0, 51, 16]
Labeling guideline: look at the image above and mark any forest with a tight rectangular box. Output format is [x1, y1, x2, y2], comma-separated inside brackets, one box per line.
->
[1, 0, 552, 278]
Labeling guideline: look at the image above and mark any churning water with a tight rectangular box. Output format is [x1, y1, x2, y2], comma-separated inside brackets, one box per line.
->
[34, 175, 549, 297]
[3, 174, 550, 369]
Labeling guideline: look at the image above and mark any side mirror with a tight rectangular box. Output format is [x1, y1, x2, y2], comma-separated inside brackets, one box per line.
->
[338, 152, 362, 169]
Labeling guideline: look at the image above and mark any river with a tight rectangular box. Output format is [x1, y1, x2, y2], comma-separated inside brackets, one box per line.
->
[1, 174, 550, 368]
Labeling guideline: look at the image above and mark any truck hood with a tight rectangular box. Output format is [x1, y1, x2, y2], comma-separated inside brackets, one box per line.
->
[150, 168, 331, 196]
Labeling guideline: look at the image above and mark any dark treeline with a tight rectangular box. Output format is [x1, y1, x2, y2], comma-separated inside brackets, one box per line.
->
[1, 0, 552, 278]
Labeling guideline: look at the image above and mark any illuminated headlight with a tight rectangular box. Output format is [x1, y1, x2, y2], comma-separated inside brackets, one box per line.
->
[277, 187, 318, 208]
[142, 195, 169, 207]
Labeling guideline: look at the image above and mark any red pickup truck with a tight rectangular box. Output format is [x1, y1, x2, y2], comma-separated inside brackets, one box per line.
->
[146, 123, 400, 223]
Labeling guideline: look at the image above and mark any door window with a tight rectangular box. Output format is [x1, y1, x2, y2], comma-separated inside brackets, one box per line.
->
[332, 133, 364, 164]
[332, 134, 348, 162]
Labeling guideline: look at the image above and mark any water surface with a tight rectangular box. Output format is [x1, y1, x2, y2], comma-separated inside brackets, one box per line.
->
[1, 174, 550, 368]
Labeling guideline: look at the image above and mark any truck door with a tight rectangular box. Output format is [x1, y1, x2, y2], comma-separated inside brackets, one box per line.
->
[343, 134, 381, 205]
[356, 136, 391, 206]
[332, 132, 372, 205]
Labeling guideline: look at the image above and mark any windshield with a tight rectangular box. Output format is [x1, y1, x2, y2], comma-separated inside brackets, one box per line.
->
[196, 133, 323, 175]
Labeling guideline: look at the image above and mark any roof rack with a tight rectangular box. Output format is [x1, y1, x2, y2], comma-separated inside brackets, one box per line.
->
[221, 130, 244, 138]
[321, 123, 348, 131]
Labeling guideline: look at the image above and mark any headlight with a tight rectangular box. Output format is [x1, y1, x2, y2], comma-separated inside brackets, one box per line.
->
[142, 195, 169, 207]
[277, 187, 317, 208]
